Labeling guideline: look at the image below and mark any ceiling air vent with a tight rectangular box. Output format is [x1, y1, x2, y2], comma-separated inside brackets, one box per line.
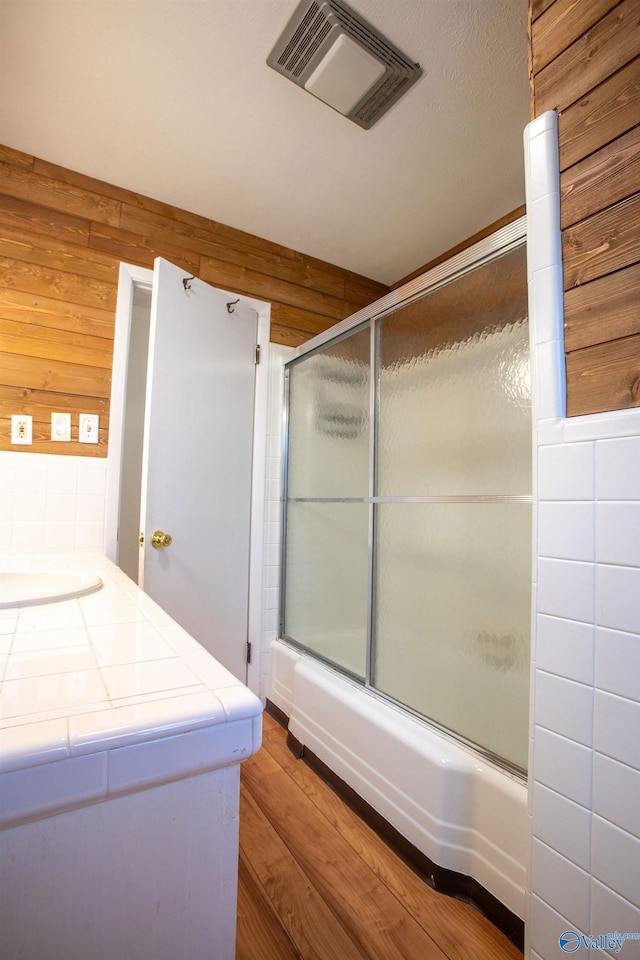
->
[267, 0, 422, 130]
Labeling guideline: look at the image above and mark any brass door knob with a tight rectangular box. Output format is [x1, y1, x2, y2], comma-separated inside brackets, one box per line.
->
[151, 530, 173, 548]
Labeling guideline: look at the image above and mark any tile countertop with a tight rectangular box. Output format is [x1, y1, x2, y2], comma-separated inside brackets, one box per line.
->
[0, 551, 263, 829]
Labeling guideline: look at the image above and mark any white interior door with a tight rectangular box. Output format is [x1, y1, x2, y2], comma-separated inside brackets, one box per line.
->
[140, 258, 258, 681]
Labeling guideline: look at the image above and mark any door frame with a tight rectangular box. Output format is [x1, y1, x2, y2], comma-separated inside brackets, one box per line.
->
[105, 261, 271, 696]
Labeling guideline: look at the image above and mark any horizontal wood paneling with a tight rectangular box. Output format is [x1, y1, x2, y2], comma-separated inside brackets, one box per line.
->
[534, 0, 640, 114]
[566, 333, 640, 416]
[0, 143, 387, 456]
[531, 0, 640, 416]
[558, 56, 640, 172]
[0, 161, 122, 226]
[0, 287, 114, 338]
[560, 123, 640, 227]
[564, 263, 640, 351]
[531, 0, 621, 74]
[531, 0, 558, 20]
[562, 193, 640, 288]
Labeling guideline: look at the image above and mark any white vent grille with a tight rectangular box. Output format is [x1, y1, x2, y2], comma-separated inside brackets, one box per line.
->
[267, 0, 422, 129]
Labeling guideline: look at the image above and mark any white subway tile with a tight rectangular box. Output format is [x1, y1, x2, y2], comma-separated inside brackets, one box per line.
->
[107, 720, 253, 794]
[13, 465, 47, 496]
[266, 499, 281, 524]
[0, 493, 12, 522]
[99, 658, 202, 702]
[11, 522, 45, 551]
[532, 781, 592, 870]
[263, 542, 280, 567]
[596, 564, 640, 634]
[0, 717, 69, 773]
[533, 726, 592, 808]
[46, 465, 78, 496]
[536, 615, 594, 685]
[526, 194, 562, 279]
[12, 494, 45, 522]
[69, 690, 226, 756]
[74, 521, 105, 550]
[594, 691, 640, 770]
[77, 465, 107, 496]
[6, 645, 99, 681]
[596, 503, 640, 567]
[530, 838, 590, 933]
[537, 418, 565, 446]
[45, 494, 76, 523]
[538, 442, 595, 501]
[566, 408, 640, 443]
[594, 753, 640, 840]
[43, 523, 76, 551]
[530, 265, 564, 344]
[535, 671, 593, 746]
[264, 522, 281, 546]
[0, 668, 108, 721]
[267, 457, 282, 480]
[75, 494, 105, 523]
[0, 522, 11, 550]
[533, 339, 566, 421]
[538, 558, 594, 623]
[591, 880, 640, 939]
[595, 628, 640, 703]
[530, 893, 586, 960]
[0, 752, 107, 828]
[88, 621, 176, 667]
[538, 502, 594, 561]
[592, 816, 640, 908]
[596, 436, 640, 500]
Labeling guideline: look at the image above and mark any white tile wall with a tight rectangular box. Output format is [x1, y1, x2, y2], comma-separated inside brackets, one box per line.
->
[526, 113, 640, 958]
[0, 452, 107, 552]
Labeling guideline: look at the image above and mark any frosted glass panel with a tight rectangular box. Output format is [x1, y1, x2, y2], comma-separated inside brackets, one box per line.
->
[283, 502, 369, 678]
[377, 245, 530, 497]
[287, 327, 370, 499]
[374, 502, 531, 769]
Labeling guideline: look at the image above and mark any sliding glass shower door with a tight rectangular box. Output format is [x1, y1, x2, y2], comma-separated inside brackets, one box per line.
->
[281, 228, 531, 772]
[283, 327, 371, 679]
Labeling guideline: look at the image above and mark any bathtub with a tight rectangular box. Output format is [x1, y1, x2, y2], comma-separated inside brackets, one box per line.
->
[268, 637, 528, 932]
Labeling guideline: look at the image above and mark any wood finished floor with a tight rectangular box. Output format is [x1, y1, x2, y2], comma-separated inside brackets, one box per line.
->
[236, 713, 523, 960]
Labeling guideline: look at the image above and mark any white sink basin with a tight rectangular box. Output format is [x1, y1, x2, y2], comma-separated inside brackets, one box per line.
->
[0, 571, 103, 609]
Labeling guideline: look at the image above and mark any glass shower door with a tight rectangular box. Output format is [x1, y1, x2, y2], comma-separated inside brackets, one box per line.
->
[282, 326, 371, 679]
[280, 229, 532, 772]
[373, 244, 531, 769]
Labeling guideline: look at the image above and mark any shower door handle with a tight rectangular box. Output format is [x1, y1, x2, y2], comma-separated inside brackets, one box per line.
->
[151, 530, 173, 548]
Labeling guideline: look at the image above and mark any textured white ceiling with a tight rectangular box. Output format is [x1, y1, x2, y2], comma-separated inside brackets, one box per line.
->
[0, 0, 530, 285]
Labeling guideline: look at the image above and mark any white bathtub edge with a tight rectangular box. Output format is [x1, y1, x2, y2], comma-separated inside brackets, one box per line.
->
[268, 638, 528, 919]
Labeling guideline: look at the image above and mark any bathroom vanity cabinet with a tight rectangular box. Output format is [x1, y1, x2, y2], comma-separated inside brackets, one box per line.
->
[0, 551, 262, 960]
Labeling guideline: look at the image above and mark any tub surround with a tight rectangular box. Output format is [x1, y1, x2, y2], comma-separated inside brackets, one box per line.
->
[268, 639, 528, 929]
[0, 550, 262, 960]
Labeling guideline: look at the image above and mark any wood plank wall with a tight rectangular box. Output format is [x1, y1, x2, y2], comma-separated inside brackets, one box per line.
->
[530, 0, 640, 417]
[0, 144, 388, 457]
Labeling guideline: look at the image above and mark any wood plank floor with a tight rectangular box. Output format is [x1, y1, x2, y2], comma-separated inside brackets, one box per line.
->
[237, 713, 523, 960]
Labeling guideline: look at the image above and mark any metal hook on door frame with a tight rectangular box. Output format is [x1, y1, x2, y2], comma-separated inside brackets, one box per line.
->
[182, 275, 196, 291]
[227, 298, 240, 314]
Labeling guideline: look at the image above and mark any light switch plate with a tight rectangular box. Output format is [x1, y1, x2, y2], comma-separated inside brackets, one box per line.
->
[79, 413, 99, 444]
[51, 412, 71, 442]
[11, 415, 32, 445]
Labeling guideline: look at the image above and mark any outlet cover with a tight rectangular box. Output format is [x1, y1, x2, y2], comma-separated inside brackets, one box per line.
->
[51, 412, 71, 442]
[79, 413, 99, 444]
[11, 415, 33, 445]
